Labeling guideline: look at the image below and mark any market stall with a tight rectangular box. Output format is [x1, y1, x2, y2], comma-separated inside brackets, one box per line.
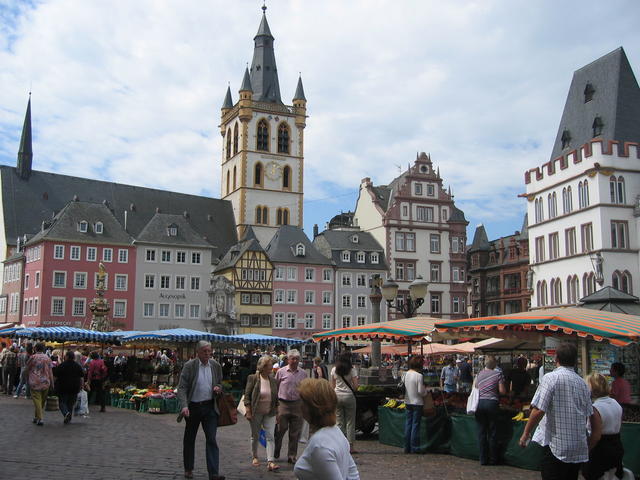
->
[425, 307, 640, 475]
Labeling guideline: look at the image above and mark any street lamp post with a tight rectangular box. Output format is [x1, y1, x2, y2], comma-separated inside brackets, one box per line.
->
[381, 276, 429, 318]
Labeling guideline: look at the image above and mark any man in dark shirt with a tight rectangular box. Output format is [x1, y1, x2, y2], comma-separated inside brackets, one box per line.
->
[54, 350, 85, 424]
[458, 358, 473, 393]
[508, 357, 531, 399]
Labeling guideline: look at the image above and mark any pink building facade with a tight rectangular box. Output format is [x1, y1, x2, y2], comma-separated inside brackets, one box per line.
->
[1, 252, 24, 324]
[271, 262, 334, 341]
[22, 240, 137, 329]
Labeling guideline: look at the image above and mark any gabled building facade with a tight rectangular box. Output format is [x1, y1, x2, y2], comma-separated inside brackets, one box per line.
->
[1, 250, 24, 324]
[214, 227, 273, 335]
[266, 225, 333, 340]
[134, 213, 213, 331]
[354, 153, 468, 319]
[524, 47, 640, 308]
[20, 201, 137, 329]
[313, 217, 389, 329]
[220, 9, 307, 246]
[467, 218, 530, 317]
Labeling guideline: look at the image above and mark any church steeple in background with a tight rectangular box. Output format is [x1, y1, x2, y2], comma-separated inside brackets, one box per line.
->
[249, 5, 282, 104]
[17, 94, 33, 180]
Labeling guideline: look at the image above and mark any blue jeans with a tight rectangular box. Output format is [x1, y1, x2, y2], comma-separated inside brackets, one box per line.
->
[444, 383, 457, 393]
[183, 401, 220, 476]
[475, 398, 499, 464]
[58, 392, 78, 417]
[404, 404, 422, 453]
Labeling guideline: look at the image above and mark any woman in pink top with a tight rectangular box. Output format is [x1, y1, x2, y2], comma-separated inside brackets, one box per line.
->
[25, 342, 54, 426]
[609, 363, 632, 405]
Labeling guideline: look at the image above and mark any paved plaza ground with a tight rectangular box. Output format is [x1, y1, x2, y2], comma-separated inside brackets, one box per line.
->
[0, 395, 541, 479]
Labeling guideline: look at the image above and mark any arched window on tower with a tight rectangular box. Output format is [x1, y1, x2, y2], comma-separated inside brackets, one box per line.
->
[262, 206, 269, 225]
[226, 171, 230, 195]
[278, 123, 290, 154]
[257, 120, 269, 151]
[233, 124, 239, 155]
[254, 162, 263, 186]
[610, 176, 625, 204]
[233, 166, 237, 190]
[256, 206, 263, 224]
[226, 128, 232, 160]
[276, 208, 290, 226]
[283, 166, 291, 190]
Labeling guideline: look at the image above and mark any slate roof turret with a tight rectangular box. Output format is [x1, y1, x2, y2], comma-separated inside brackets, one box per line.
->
[249, 7, 282, 103]
[550, 47, 640, 159]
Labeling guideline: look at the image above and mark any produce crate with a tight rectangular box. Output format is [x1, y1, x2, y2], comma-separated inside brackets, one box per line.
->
[138, 398, 149, 413]
[164, 397, 180, 414]
[148, 397, 164, 414]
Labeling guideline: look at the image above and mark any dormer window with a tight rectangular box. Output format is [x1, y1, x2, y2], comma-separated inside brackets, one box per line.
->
[167, 224, 178, 237]
[584, 83, 595, 103]
[356, 251, 365, 263]
[371, 252, 379, 264]
[295, 243, 305, 257]
[78, 221, 88, 233]
[592, 116, 604, 137]
[341, 251, 351, 262]
[94, 222, 103, 234]
[561, 129, 571, 149]
[350, 235, 359, 244]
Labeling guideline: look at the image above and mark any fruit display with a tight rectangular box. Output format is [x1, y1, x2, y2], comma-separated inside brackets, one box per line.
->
[382, 398, 406, 410]
[357, 385, 385, 393]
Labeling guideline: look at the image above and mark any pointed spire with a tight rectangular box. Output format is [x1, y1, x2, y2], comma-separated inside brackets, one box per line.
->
[240, 66, 253, 92]
[293, 75, 306, 102]
[17, 94, 33, 180]
[222, 85, 233, 109]
[249, 5, 282, 103]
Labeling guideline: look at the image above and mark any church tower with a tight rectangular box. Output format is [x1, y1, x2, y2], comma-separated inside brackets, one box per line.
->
[220, 6, 307, 246]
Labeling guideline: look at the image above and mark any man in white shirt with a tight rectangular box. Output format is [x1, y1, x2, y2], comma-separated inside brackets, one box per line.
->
[519, 343, 593, 480]
[177, 341, 225, 480]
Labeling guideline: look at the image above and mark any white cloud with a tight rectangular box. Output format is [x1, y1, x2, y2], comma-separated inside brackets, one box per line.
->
[1, 0, 639, 240]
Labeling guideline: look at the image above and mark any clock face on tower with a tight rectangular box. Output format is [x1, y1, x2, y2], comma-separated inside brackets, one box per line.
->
[265, 161, 282, 180]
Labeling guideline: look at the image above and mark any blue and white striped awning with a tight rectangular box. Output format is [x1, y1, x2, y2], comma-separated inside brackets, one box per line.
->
[120, 328, 237, 343]
[14, 326, 118, 342]
[0, 325, 24, 336]
[231, 333, 308, 346]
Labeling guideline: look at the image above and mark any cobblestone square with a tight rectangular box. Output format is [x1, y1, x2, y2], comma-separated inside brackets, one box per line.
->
[0, 395, 540, 479]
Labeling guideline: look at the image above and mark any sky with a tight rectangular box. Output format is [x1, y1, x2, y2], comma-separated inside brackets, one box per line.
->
[1, 0, 639, 242]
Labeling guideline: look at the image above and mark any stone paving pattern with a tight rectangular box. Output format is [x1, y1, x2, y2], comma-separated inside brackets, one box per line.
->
[0, 395, 540, 479]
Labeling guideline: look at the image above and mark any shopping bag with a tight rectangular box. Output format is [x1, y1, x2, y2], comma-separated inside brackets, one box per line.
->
[299, 419, 310, 443]
[237, 394, 247, 416]
[75, 389, 89, 416]
[466, 387, 479, 415]
[216, 393, 238, 427]
[259, 429, 267, 447]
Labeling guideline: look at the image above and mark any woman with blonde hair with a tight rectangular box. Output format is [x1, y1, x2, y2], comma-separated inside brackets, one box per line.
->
[243, 355, 279, 471]
[294, 379, 359, 480]
[582, 373, 624, 480]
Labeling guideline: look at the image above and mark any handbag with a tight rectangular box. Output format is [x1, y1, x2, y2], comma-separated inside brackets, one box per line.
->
[466, 387, 479, 415]
[237, 394, 247, 416]
[216, 393, 238, 427]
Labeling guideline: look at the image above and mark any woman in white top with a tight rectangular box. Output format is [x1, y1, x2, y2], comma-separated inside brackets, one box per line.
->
[330, 352, 359, 453]
[583, 373, 624, 480]
[294, 378, 360, 480]
[243, 356, 280, 471]
[403, 355, 426, 454]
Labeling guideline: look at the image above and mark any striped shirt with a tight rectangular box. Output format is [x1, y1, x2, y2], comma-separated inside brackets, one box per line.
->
[476, 368, 504, 401]
[531, 366, 593, 463]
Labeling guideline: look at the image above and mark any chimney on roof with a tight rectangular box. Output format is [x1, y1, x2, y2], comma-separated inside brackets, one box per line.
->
[102, 199, 109, 207]
[183, 211, 189, 219]
[73, 195, 79, 202]
[207, 214, 213, 221]
[155, 207, 160, 213]
[129, 203, 136, 211]
[313, 224, 319, 238]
